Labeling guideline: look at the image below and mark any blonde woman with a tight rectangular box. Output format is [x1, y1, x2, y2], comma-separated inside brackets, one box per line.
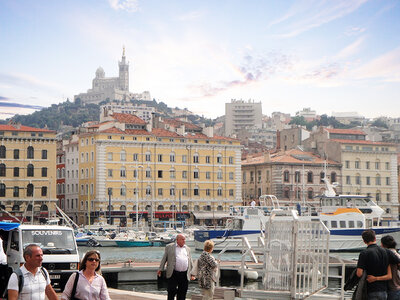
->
[197, 240, 218, 300]
[62, 250, 110, 300]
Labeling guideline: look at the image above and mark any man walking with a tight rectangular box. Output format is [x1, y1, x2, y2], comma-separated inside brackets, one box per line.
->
[7, 244, 58, 300]
[158, 234, 194, 300]
[357, 229, 400, 300]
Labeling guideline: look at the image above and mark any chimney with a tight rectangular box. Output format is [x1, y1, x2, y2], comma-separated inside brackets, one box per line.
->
[202, 126, 214, 138]
[177, 125, 185, 136]
[146, 122, 152, 133]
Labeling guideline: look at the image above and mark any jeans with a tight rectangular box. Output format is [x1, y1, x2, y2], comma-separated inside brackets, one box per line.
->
[368, 291, 388, 300]
[388, 289, 400, 300]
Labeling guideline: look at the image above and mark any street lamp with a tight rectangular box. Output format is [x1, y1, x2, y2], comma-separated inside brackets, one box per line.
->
[135, 165, 144, 230]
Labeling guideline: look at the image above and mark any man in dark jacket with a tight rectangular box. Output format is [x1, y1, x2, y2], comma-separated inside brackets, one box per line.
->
[356, 230, 400, 300]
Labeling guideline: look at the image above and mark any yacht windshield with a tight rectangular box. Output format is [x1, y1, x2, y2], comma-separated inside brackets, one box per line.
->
[22, 229, 77, 254]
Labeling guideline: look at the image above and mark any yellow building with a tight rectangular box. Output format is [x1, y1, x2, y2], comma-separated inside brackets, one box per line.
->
[73, 113, 242, 226]
[0, 122, 57, 223]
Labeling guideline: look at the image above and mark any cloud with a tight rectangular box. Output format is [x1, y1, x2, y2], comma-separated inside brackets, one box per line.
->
[108, 0, 139, 12]
[0, 101, 43, 110]
[344, 26, 366, 36]
[302, 63, 341, 80]
[270, 0, 368, 38]
[350, 46, 400, 81]
[178, 10, 205, 21]
[0, 72, 63, 92]
[335, 36, 365, 60]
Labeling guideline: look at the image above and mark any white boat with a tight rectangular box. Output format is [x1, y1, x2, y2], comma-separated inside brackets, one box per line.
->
[194, 180, 400, 252]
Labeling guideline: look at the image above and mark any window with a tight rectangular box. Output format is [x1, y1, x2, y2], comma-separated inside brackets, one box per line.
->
[158, 188, 163, 196]
[182, 171, 187, 179]
[205, 156, 210, 164]
[182, 155, 187, 163]
[170, 187, 175, 196]
[146, 168, 151, 178]
[14, 149, 19, 159]
[0, 164, 5, 176]
[217, 170, 223, 180]
[307, 172, 313, 183]
[108, 169, 113, 177]
[284, 188, 290, 198]
[331, 172, 336, 183]
[366, 176, 370, 185]
[283, 171, 289, 182]
[133, 153, 138, 161]
[193, 169, 199, 179]
[120, 185, 126, 196]
[295, 171, 300, 183]
[194, 187, 199, 196]
[120, 150, 126, 161]
[346, 176, 351, 184]
[229, 189, 234, 196]
[320, 172, 325, 183]
[375, 161, 380, 170]
[229, 172, 234, 180]
[27, 146, 34, 159]
[257, 170, 261, 183]
[0, 146, 5, 158]
[14, 167, 19, 177]
[41, 167, 47, 177]
[250, 171, 254, 183]
[356, 175, 361, 185]
[229, 156, 234, 164]
[41, 187, 47, 196]
[386, 177, 390, 185]
[170, 153, 175, 162]
[206, 189, 210, 196]
[376, 192, 381, 202]
[27, 184, 34, 197]
[107, 188, 113, 196]
[355, 160, 360, 169]
[13, 186, 19, 197]
[366, 161, 370, 169]
[170, 169, 176, 179]
[243, 172, 247, 183]
[217, 154, 222, 164]
[182, 189, 187, 196]
[146, 186, 151, 195]
[158, 170, 163, 178]
[145, 152, 151, 162]
[307, 189, 313, 199]
[376, 175, 381, 185]
[386, 162, 390, 170]
[27, 164, 34, 177]
[108, 152, 113, 161]
[345, 161, 349, 168]
[120, 167, 126, 177]
[158, 154, 163, 162]
[206, 172, 211, 179]
[42, 150, 47, 159]
[217, 187, 222, 196]
[193, 154, 199, 163]
[0, 183, 5, 197]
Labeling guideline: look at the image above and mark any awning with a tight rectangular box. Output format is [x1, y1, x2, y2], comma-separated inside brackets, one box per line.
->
[192, 212, 231, 219]
[0, 222, 20, 231]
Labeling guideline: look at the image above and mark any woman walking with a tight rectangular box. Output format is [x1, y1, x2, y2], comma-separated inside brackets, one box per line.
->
[62, 250, 110, 300]
[197, 240, 218, 300]
[381, 235, 400, 300]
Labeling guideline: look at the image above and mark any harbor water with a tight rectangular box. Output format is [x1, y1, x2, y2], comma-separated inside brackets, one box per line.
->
[79, 246, 358, 298]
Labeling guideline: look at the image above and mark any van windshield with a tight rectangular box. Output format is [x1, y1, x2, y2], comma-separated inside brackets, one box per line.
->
[22, 229, 77, 254]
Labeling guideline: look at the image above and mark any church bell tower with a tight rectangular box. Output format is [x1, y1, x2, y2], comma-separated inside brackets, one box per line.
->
[119, 46, 129, 91]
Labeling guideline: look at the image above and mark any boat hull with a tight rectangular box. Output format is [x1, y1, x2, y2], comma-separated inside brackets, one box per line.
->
[115, 240, 153, 247]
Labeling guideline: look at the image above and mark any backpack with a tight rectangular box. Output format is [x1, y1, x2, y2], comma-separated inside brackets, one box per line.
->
[2, 266, 48, 299]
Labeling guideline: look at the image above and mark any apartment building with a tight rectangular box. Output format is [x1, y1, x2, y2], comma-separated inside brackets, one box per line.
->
[242, 149, 341, 203]
[225, 99, 262, 136]
[304, 127, 399, 219]
[71, 113, 241, 226]
[0, 123, 56, 222]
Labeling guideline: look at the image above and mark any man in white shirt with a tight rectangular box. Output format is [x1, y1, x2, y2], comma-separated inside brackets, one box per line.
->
[7, 244, 58, 300]
[158, 234, 194, 300]
[250, 200, 256, 207]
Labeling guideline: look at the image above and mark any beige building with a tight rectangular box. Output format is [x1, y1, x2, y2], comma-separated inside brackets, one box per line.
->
[68, 113, 242, 226]
[242, 149, 341, 203]
[0, 123, 57, 223]
[225, 99, 262, 137]
[304, 127, 399, 219]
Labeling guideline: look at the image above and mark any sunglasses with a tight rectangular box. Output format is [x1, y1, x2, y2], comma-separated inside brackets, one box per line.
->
[87, 258, 100, 262]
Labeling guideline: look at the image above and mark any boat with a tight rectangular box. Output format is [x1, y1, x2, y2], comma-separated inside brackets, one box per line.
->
[194, 179, 400, 252]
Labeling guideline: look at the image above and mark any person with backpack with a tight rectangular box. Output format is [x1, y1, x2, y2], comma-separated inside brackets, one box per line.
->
[61, 250, 110, 300]
[7, 244, 58, 300]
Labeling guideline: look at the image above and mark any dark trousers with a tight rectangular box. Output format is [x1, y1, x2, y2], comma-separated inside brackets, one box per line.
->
[167, 270, 188, 300]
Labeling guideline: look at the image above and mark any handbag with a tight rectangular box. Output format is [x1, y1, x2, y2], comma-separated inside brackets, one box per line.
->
[191, 259, 199, 277]
[70, 272, 80, 300]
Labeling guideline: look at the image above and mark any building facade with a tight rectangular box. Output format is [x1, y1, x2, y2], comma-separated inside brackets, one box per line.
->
[100, 102, 155, 123]
[63, 137, 80, 222]
[0, 123, 57, 222]
[242, 149, 341, 204]
[71, 113, 242, 226]
[304, 127, 399, 219]
[225, 99, 262, 137]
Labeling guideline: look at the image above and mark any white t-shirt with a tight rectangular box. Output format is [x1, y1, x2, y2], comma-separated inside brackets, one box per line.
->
[175, 244, 189, 272]
[7, 265, 51, 300]
[0, 237, 6, 264]
[250, 200, 256, 207]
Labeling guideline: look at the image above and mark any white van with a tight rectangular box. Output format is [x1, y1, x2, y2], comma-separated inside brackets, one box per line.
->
[1, 223, 79, 290]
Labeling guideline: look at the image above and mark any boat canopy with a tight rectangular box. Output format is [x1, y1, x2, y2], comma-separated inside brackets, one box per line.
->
[0, 222, 20, 231]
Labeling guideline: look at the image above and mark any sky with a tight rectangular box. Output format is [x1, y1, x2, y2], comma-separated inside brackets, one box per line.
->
[0, 0, 399, 120]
